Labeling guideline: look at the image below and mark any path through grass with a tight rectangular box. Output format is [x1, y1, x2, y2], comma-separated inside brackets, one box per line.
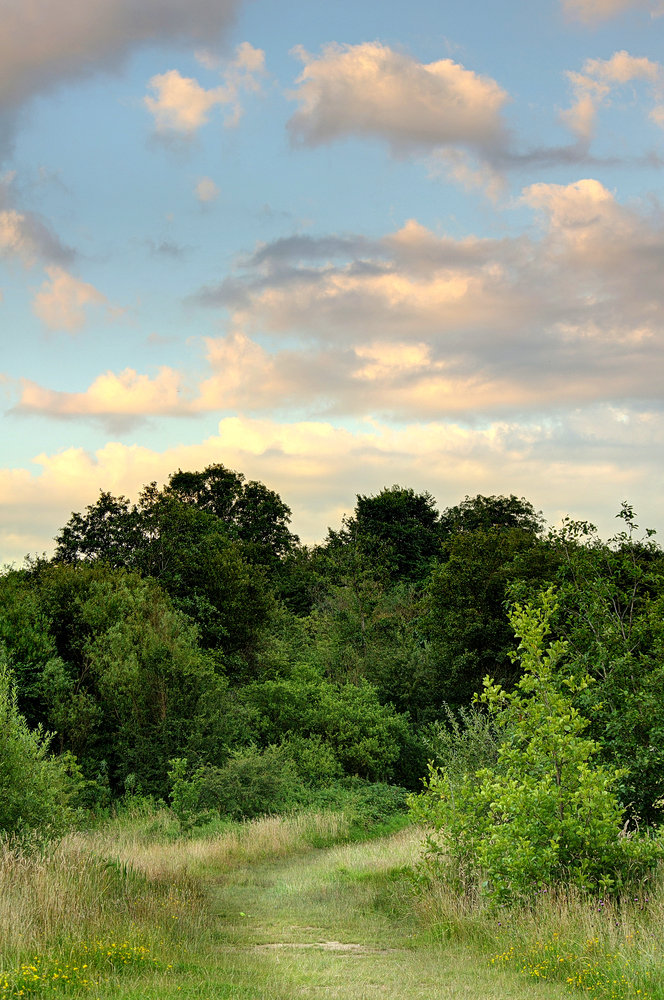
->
[163, 827, 572, 1000]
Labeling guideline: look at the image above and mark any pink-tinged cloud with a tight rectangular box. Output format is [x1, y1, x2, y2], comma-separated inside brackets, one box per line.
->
[0, 0, 244, 157]
[32, 266, 118, 332]
[287, 42, 510, 155]
[562, 51, 663, 141]
[14, 180, 664, 424]
[144, 43, 265, 136]
[195, 177, 220, 202]
[0, 209, 75, 267]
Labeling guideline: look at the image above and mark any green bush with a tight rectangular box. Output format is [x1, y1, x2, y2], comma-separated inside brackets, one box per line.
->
[168, 746, 301, 825]
[0, 652, 81, 835]
[410, 589, 663, 903]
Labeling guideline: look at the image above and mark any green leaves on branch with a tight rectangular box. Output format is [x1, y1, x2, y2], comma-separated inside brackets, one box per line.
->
[410, 589, 663, 904]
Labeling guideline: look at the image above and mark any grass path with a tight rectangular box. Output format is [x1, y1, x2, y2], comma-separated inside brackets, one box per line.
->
[168, 828, 573, 1000]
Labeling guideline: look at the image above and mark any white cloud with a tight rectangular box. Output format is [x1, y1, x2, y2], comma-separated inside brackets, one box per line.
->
[144, 71, 227, 134]
[287, 42, 509, 156]
[13, 179, 664, 424]
[195, 176, 220, 202]
[192, 185, 664, 410]
[144, 42, 265, 136]
[32, 266, 118, 332]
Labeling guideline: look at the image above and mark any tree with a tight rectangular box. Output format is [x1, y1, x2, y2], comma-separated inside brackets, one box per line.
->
[0, 563, 240, 795]
[550, 505, 664, 822]
[329, 485, 443, 584]
[0, 651, 80, 835]
[54, 477, 276, 659]
[423, 525, 556, 707]
[439, 494, 544, 538]
[411, 590, 661, 903]
[166, 465, 298, 565]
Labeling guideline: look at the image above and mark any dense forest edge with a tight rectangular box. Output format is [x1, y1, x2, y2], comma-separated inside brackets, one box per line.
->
[2, 465, 664, 998]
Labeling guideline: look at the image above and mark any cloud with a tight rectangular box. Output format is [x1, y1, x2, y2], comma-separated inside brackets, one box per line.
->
[562, 51, 663, 141]
[562, 0, 664, 23]
[1, 409, 662, 565]
[32, 266, 119, 332]
[14, 367, 185, 429]
[145, 71, 227, 134]
[287, 42, 510, 156]
[13, 179, 664, 425]
[0, 0, 243, 156]
[190, 186, 664, 414]
[195, 177, 220, 202]
[144, 42, 266, 137]
[0, 209, 75, 267]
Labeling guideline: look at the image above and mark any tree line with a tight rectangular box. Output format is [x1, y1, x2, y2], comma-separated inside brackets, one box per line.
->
[1, 464, 663, 834]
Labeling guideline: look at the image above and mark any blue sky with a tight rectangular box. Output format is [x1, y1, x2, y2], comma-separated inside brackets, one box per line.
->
[1, 0, 663, 563]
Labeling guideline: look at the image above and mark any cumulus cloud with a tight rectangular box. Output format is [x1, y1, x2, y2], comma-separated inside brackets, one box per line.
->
[562, 50, 663, 141]
[0, 0, 243, 156]
[32, 266, 119, 332]
[1, 409, 663, 565]
[562, 0, 664, 23]
[144, 42, 265, 136]
[17, 180, 664, 425]
[287, 42, 510, 156]
[191, 185, 664, 414]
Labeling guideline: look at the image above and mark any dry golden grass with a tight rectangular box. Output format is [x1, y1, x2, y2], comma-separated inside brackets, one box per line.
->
[0, 809, 350, 966]
[83, 809, 351, 880]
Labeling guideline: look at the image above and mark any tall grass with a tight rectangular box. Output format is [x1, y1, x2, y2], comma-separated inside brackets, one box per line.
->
[0, 805, 351, 997]
[409, 864, 664, 999]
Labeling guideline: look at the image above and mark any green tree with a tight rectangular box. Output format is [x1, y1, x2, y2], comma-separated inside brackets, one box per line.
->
[0, 651, 80, 835]
[550, 506, 664, 822]
[439, 493, 544, 537]
[54, 481, 275, 660]
[0, 563, 239, 795]
[411, 590, 661, 903]
[330, 485, 442, 584]
[423, 526, 556, 707]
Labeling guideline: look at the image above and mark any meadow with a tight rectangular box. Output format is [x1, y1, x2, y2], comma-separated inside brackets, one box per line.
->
[1, 801, 662, 1000]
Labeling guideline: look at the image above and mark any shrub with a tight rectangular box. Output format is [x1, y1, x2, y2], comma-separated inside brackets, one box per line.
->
[168, 746, 300, 826]
[410, 589, 663, 903]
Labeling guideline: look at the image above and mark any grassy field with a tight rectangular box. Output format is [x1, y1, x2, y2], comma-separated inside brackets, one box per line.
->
[0, 805, 662, 999]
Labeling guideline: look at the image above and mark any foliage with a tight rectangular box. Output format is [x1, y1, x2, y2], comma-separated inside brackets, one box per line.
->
[439, 493, 545, 537]
[0, 563, 237, 796]
[53, 482, 276, 658]
[419, 701, 500, 777]
[423, 526, 557, 707]
[168, 747, 301, 825]
[0, 652, 81, 835]
[348, 484, 443, 583]
[549, 506, 664, 822]
[238, 663, 415, 782]
[410, 590, 662, 903]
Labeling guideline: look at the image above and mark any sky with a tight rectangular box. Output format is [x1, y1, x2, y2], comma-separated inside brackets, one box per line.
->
[1, 0, 664, 564]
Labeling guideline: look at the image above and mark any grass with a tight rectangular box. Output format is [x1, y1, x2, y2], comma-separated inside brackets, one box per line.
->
[0, 803, 662, 999]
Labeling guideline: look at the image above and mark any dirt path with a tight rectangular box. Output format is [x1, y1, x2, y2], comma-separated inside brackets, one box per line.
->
[207, 828, 570, 1000]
